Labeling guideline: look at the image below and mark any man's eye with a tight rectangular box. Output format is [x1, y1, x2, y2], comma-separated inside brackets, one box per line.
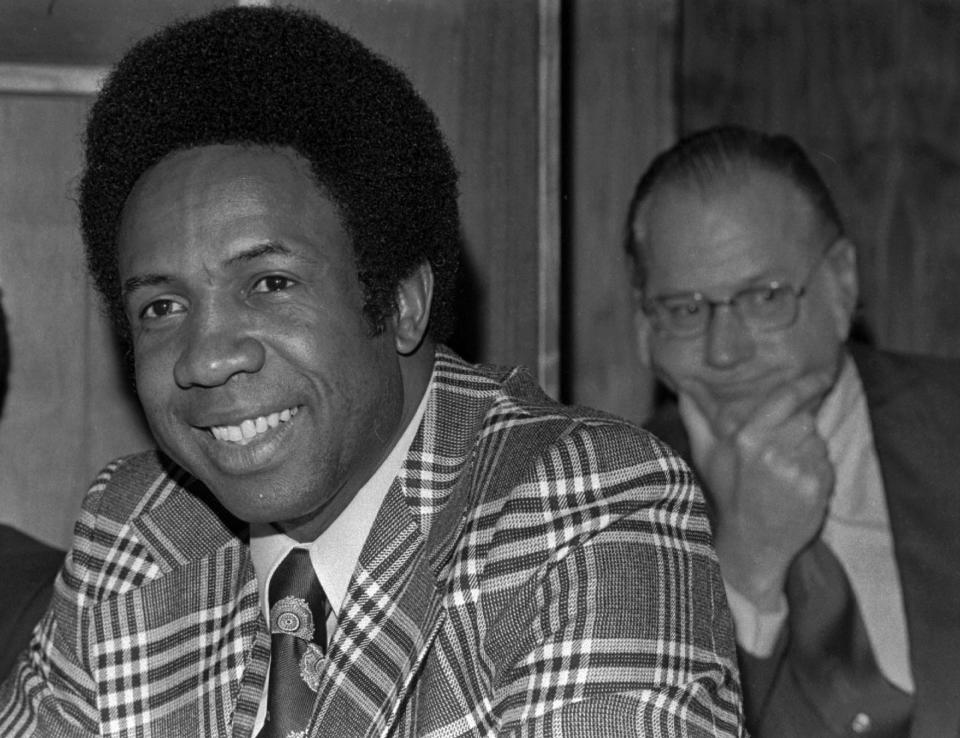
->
[140, 299, 184, 320]
[753, 286, 779, 303]
[743, 285, 788, 307]
[251, 275, 295, 293]
[665, 300, 703, 317]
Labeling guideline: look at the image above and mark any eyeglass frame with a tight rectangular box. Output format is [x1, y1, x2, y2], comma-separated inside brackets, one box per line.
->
[639, 242, 836, 338]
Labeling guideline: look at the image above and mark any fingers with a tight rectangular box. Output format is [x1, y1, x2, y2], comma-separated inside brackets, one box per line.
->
[777, 430, 835, 498]
[732, 369, 836, 435]
[771, 369, 835, 419]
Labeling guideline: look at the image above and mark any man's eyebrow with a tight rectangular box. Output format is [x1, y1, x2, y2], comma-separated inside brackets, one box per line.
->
[122, 274, 170, 300]
[224, 240, 293, 268]
[121, 242, 297, 300]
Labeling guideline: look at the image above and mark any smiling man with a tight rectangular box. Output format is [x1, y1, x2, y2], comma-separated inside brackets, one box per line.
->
[627, 126, 960, 737]
[0, 7, 742, 737]
[118, 145, 416, 543]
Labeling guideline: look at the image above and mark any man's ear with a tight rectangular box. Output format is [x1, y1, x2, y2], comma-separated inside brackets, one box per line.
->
[394, 262, 434, 355]
[631, 287, 655, 369]
[824, 236, 858, 338]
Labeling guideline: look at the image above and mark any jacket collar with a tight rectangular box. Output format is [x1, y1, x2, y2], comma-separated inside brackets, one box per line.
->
[849, 344, 960, 736]
[130, 454, 248, 570]
[307, 346, 500, 736]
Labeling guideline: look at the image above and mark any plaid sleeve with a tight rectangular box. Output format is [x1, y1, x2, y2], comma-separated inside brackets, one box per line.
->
[0, 493, 101, 735]
[488, 421, 745, 737]
[0, 457, 154, 737]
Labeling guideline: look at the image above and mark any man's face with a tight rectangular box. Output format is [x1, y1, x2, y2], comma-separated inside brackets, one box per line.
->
[118, 145, 406, 540]
[635, 170, 856, 429]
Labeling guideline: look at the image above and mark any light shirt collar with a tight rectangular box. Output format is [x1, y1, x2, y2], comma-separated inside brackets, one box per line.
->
[819, 358, 913, 692]
[816, 357, 885, 524]
[250, 370, 434, 623]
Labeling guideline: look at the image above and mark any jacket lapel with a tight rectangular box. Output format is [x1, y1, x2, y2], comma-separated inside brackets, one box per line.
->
[120, 462, 266, 737]
[308, 484, 446, 737]
[307, 348, 496, 737]
[852, 345, 960, 737]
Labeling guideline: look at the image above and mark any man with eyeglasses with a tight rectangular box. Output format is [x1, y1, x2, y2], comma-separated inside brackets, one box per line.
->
[625, 125, 960, 737]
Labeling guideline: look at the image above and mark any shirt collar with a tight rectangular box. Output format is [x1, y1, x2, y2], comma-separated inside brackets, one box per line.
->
[815, 354, 860, 442]
[250, 369, 434, 617]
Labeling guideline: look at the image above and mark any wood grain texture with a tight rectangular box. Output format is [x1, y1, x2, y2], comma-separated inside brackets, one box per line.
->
[291, 0, 556, 383]
[679, 0, 960, 358]
[0, 97, 153, 547]
[565, 0, 676, 423]
[0, 0, 231, 66]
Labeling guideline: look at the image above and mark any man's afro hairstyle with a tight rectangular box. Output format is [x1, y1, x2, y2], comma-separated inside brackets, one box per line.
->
[80, 5, 461, 343]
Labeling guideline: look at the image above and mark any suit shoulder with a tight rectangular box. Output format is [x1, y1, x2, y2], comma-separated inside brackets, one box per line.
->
[468, 363, 697, 510]
[852, 344, 960, 433]
[81, 449, 182, 525]
[853, 343, 960, 391]
[497, 362, 679, 455]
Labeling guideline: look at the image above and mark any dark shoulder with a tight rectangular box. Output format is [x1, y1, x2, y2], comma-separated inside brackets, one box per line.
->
[0, 523, 64, 562]
[851, 342, 960, 401]
[0, 525, 64, 680]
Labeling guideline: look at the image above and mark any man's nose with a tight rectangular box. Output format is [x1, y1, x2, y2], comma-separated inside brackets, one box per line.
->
[704, 304, 755, 369]
[173, 305, 266, 389]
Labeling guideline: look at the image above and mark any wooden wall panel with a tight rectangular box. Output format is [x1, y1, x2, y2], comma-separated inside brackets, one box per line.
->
[0, 0, 232, 65]
[566, 0, 676, 424]
[0, 97, 154, 547]
[297, 0, 557, 379]
[679, 0, 960, 359]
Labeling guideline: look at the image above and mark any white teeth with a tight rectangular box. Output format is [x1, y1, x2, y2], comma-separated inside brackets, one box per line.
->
[209, 407, 299, 445]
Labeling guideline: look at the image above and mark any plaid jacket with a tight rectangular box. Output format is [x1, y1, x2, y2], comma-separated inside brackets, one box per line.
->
[0, 348, 743, 737]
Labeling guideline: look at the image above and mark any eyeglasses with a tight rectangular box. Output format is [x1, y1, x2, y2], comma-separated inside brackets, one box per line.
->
[641, 248, 830, 338]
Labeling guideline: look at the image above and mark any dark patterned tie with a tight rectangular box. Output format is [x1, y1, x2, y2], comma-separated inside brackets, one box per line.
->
[258, 548, 328, 738]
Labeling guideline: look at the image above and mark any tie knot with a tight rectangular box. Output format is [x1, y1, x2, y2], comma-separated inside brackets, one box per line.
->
[268, 548, 327, 646]
[269, 548, 317, 605]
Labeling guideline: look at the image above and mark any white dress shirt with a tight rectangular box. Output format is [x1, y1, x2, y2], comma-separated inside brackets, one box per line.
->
[682, 356, 914, 693]
[249, 375, 432, 732]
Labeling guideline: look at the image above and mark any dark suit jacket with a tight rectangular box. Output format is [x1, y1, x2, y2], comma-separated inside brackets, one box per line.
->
[1, 348, 743, 737]
[646, 344, 960, 738]
[0, 524, 64, 681]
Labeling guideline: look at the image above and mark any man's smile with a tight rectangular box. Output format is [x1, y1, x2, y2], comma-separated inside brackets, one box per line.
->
[208, 406, 300, 445]
[182, 403, 308, 478]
